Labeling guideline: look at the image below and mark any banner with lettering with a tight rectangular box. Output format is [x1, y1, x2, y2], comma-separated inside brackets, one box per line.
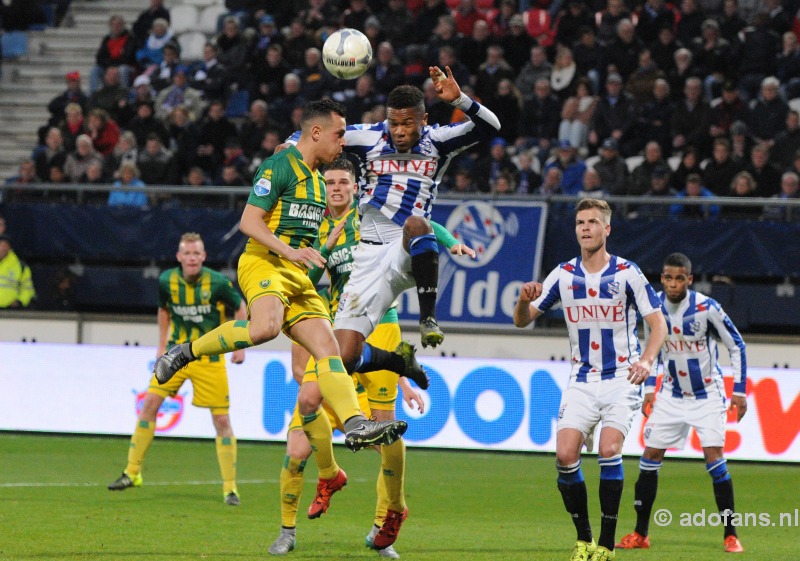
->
[4, 343, 798, 462]
[396, 200, 548, 328]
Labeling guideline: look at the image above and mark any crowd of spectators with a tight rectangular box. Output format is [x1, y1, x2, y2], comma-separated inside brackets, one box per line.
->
[2, 0, 800, 219]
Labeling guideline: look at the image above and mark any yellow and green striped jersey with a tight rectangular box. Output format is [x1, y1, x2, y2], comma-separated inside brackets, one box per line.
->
[246, 145, 327, 256]
[158, 267, 243, 362]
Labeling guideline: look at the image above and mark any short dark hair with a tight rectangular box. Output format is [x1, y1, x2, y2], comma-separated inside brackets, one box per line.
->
[663, 252, 692, 274]
[387, 85, 425, 112]
[301, 99, 346, 128]
[323, 157, 356, 177]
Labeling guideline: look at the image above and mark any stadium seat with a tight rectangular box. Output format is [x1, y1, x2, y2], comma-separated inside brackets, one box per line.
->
[182, 0, 218, 6]
[169, 5, 199, 35]
[625, 155, 644, 173]
[198, 4, 227, 34]
[789, 97, 800, 114]
[177, 31, 207, 62]
[225, 89, 250, 118]
[1, 31, 28, 58]
[699, 157, 709, 170]
[667, 155, 681, 171]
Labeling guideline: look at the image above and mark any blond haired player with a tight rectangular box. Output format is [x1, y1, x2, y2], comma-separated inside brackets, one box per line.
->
[108, 232, 247, 505]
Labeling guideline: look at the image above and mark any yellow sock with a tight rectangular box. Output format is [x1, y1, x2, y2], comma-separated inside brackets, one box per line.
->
[125, 420, 155, 476]
[315, 356, 361, 424]
[375, 466, 389, 527]
[301, 408, 338, 480]
[191, 320, 253, 358]
[216, 436, 237, 495]
[280, 454, 307, 528]
[381, 438, 406, 512]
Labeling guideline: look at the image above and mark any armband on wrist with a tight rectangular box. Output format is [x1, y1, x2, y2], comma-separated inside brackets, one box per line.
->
[449, 92, 471, 108]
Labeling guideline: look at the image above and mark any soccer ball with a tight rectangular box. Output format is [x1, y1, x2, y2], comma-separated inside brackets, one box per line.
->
[322, 28, 373, 80]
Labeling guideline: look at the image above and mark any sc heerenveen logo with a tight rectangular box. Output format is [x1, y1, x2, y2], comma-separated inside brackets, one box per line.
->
[445, 201, 517, 268]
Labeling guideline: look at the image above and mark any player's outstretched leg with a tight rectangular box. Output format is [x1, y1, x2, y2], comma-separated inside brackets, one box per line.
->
[153, 343, 195, 384]
[394, 341, 429, 389]
[405, 219, 443, 349]
[353, 341, 429, 390]
[343, 418, 408, 452]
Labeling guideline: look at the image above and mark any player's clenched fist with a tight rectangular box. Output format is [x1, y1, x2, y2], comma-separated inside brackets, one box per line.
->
[519, 281, 543, 302]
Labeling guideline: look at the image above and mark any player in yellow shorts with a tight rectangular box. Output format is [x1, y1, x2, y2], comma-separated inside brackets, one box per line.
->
[108, 232, 247, 506]
[151, 100, 409, 459]
[267, 158, 467, 558]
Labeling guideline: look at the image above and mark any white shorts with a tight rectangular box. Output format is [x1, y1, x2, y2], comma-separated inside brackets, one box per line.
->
[643, 392, 727, 450]
[558, 376, 643, 450]
[334, 238, 415, 337]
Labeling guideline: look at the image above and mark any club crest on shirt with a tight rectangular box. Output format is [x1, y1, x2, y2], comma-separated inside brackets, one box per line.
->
[608, 281, 620, 295]
[259, 279, 271, 289]
[255, 177, 271, 196]
[201, 290, 211, 300]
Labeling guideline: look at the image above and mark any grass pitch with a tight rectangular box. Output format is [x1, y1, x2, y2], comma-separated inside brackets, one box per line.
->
[0, 433, 795, 560]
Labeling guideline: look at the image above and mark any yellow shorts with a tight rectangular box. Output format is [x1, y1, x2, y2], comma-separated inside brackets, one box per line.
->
[147, 358, 230, 415]
[288, 370, 371, 433]
[238, 251, 331, 334]
[356, 321, 402, 411]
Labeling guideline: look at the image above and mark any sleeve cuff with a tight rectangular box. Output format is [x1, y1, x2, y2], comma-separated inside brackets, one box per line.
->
[449, 92, 471, 109]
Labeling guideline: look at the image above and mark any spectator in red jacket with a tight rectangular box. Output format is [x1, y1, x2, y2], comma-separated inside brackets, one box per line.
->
[85, 108, 121, 156]
[89, 15, 136, 94]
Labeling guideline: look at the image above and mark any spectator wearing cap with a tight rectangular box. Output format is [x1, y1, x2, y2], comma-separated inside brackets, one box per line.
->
[518, 78, 561, 161]
[136, 18, 174, 72]
[635, 0, 675, 44]
[42, 71, 88, 142]
[132, 0, 170, 50]
[118, 74, 156, 128]
[544, 140, 586, 195]
[473, 137, 519, 193]
[377, 0, 415, 52]
[745, 144, 782, 197]
[128, 99, 170, 148]
[155, 65, 206, 122]
[0, 234, 36, 309]
[771, 111, 800, 169]
[588, 72, 638, 157]
[150, 40, 181, 92]
[747, 77, 788, 144]
[671, 76, 712, 157]
[500, 13, 535, 75]
[669, 173, 720, 218]
[763, 171, 800, 221]
[631, 141, 668, 195]
[193, 43, 229, 102]
[638, 164, 679, 218]
[709, 80, 747, 140]
[90, 15, 136, 94]
[703, 137, 743, 195]
[638, 78, 674, 154]
[690, 18, 733, 101]
[602, 18, 643, 82]
[594, 137, 630, 195]
[252, 14, 283, 64]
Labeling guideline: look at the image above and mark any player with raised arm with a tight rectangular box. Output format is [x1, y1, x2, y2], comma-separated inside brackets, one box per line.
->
[513, 198, 668, 561]
[108, 233, 247, 505]
[616, 252, 747, 554]
[268, 158, 472, 558]
[151, 99, 407, 455]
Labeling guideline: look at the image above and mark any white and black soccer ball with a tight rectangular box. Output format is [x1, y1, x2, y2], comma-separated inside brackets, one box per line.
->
[322, 28, 373, 80]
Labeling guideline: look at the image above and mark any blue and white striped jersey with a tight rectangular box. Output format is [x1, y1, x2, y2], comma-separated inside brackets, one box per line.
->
[343, 98, 499, 228]
[533, 255, 662, 383]
[647, 290, 747, 400]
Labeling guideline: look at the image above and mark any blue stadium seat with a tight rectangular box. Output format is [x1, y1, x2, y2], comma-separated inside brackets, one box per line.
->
[1, 31, 28, 58]
[225, 90, 249, 118]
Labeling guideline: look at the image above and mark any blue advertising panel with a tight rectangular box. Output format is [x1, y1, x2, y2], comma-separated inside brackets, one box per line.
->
[396, 200, 548, 328]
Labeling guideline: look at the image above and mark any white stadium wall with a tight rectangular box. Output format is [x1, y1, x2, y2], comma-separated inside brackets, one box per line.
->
[2, 342, 798, 463]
